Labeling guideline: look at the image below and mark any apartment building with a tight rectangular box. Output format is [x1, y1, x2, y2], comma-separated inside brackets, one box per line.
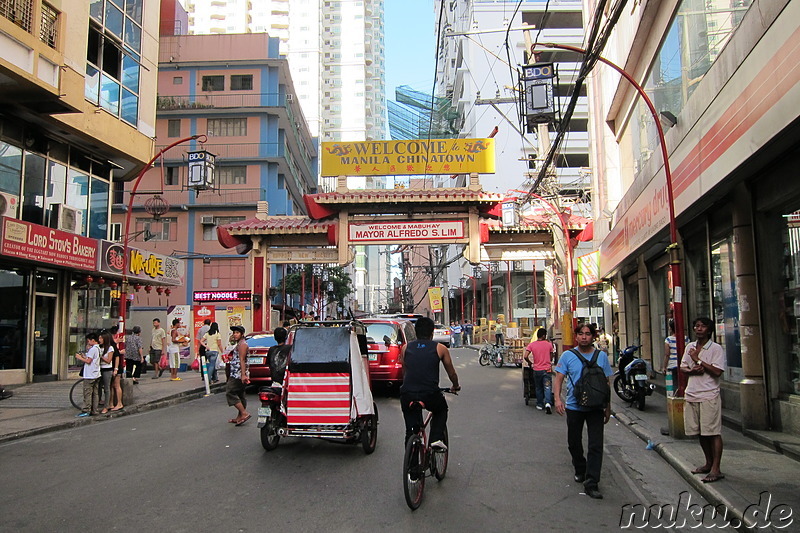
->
[0, 0, 161, 384]
[590, 0, 800, 435]
[112, 32, 316, 331]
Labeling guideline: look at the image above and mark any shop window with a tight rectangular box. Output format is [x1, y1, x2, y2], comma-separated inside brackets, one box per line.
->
[22, 152, 46, 225]
[45, 160, 67, 228]
[782, 210, 800, 394]
[711, 237, 741, 376]
[89, 177, 109, 239]
[0, 268, 28, 370]
[66, 170, 89, 235]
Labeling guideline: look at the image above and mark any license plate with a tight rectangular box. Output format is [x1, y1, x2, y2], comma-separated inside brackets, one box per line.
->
[635, 374, 648, 381]
[368, 353, 378, 361]
[248, 356, 265, 365]
[258, 406, 271, 419]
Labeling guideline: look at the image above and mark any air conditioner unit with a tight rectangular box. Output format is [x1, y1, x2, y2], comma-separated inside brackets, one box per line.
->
[286, 94, 294, 103]
[52, 204, 82, 234]
[200, 215, 216, 225]
[0, 192, 19, 218]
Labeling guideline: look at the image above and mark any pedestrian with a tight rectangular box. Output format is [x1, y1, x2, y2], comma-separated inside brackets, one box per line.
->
[168, 318, 182, 381]
[125, 326, 144, 383]
[197, 318, 211, 378]
[98, 330, 115, 412]
[201, 322, 223, 383]
[595, 326, 612, 354]
[662, 319, 689, 396]
[680, 317, 726, 484]
[450, 321, 462, 348]
[462, 320, 473, 345]
[75, 332, 101, 417]
[399, 317, 461, 448]
[267, 326, 290, 387]
[524, 328, 554, 414]
[225, 325, 251, 425]
[553, 323, 614, 499]
[150, 318, 166, 379]
[494, 319, 505, 347]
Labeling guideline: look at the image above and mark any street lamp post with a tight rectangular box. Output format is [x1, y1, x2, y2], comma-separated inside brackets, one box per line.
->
[118, 135, 206, 335]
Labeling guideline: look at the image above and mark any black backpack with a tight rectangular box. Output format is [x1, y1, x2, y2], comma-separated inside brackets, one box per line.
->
[569, 349, 610, 409]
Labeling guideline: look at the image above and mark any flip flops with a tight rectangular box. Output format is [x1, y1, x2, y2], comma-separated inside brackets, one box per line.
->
[235, 414, 252, 426]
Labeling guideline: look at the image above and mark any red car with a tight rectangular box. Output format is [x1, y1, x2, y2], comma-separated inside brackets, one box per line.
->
[245, 332, 279, 385]
[361, 318, 417, 387]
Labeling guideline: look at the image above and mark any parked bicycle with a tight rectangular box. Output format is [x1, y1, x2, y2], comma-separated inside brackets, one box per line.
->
[479, 343, 509, 367]
[69, 378, 104, 410]
[402, 388, 457, 510]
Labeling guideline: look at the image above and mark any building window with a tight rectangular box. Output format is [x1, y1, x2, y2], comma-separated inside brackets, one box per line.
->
[167, 119, 181, 137]
[203, 216, 245, 240]
[173, 76, 183, 85]
[137, 217, 176, 241]
[40, 2, 59, 49]
[230, 75, 253, 90]
[217, 166, 246, 185]
[110, 222, 122, 241]
[164, 166, 178, 186]
[207, 118, 247, 136]
[202, 75, 225, 91]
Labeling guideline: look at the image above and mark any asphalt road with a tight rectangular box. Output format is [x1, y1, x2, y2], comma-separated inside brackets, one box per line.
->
[0, 348, 717, 532]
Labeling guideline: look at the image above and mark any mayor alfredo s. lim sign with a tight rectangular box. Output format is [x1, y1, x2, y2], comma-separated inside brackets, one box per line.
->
[321, 138, 495, 176]
[349, 221, 465, 243]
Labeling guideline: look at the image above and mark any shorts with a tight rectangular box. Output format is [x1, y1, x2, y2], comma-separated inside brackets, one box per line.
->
[684, 396, 722, 436]
[225, 378, 247, 407]
[150, 349, 162, 365]
[167, 346, 180, 368]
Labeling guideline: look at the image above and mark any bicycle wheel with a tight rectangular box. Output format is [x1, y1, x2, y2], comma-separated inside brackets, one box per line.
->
[70, 379, 84, 410]
[403, 435, 426, 510]
[478, 345, 492, 366]
[431, 427, 449, 481]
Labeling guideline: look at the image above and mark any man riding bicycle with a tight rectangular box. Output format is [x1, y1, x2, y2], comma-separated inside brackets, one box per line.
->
[399, 317, 461, 449]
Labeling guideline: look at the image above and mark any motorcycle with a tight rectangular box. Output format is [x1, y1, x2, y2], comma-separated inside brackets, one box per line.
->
[613, 345, 655, 410]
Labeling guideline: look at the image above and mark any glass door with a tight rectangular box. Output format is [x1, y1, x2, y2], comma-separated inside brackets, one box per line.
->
[32, 295, 56, 377]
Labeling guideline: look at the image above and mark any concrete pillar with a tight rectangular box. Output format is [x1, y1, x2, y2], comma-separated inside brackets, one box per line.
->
[637, 255, 651, 365]
[732, 186, 769, 430]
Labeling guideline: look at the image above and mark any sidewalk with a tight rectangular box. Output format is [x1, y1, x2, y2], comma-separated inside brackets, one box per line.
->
[0, 370, 223, 444]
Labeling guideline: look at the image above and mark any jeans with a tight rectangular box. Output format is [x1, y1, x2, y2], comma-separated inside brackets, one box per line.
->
[206, 351, 219, 381]
[463, 332, 472, 345]
[533, 370, 552, 407]
[566, 408, 606, 489]
[400, 390, 448, 444]
[451, 332, 461, 348]
[100, 368, 112, 404]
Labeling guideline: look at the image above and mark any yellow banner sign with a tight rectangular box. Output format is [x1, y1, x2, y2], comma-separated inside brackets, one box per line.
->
[321, 139, 495, 176]
[428, 287, 443, 312]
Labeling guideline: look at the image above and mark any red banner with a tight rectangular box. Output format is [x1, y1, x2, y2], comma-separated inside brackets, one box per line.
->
[193, 305, 215, 351]
[0, 217, 98, 270]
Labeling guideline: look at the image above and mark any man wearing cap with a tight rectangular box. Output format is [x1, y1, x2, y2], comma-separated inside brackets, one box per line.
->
[226, 326, 251, 425]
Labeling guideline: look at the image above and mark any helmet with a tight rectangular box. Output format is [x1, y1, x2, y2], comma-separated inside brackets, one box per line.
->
[230, 325, 246, 335]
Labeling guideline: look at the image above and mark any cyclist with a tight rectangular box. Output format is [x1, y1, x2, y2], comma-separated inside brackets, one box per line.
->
[399, 317, 461, 449]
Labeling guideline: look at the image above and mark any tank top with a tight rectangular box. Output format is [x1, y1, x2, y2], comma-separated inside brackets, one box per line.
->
[400, 340, 441, 394]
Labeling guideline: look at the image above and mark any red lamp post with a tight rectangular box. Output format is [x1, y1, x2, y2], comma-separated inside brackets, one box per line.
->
[531, 42, 686, 393]
[118, 135, 207, 335]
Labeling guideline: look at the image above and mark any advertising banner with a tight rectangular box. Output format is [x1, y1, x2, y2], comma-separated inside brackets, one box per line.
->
[428, 287, 443, 312]
[0, 217, 97, 270]
[321, 138, 495, 176]
[167, 305, 192, 359]
[349, 221, 465, 243]
[98, 240, 184, 285]
[577, 251, 601, 287]
[226, 305, 244, 330]
[193, 305, 215, 352]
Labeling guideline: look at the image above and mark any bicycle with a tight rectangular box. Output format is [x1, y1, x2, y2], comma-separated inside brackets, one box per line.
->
[70, 377, 104, 410]
[479, 343, 508, 367]
[402, 388, 457, 510]
[478, 343, 493, 366]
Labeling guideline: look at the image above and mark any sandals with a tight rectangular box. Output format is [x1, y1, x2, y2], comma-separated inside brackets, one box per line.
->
[228, 418, 239, 423]
[110, 406, 124, 411]
[701, 473, 725, 483]
[235, 414, 252, 426]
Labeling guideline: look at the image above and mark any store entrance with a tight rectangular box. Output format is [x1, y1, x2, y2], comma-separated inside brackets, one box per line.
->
[32, 271, 59, 381]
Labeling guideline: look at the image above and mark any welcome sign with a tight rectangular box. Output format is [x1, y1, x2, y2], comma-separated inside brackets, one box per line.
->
[321, 138, 495, 176]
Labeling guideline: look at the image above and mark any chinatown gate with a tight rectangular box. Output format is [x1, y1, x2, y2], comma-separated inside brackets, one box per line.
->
[216, 139, 587, 333]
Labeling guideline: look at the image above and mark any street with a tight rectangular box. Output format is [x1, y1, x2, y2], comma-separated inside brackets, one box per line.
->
[0, 349, 717, 532]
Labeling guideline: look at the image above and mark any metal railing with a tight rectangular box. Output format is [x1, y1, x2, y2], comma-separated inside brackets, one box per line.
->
[156, 92, 288, 110]
[117, 188, 266, 208]
[0, 0, 32, 32]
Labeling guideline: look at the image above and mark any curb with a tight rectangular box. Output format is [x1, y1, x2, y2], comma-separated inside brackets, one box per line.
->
[0, 384, 224, 445]
[612, 409, 748, 527]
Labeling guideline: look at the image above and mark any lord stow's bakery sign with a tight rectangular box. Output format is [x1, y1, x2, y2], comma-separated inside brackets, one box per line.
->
[0, 217, 97, 270]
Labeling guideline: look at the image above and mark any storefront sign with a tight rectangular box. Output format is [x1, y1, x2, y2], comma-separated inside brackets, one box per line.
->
[193, 290, 251, 302]
[321, 138, 495, 176]
[98, 241, 185, 285]
[0, 217, 97, 270]
[577, 251, 601, 287]
[349, 221, 464, 243]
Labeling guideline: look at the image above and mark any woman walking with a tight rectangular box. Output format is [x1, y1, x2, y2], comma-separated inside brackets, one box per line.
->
[202, 322, 223, 383]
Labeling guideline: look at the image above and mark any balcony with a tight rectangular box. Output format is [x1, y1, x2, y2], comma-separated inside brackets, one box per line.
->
[157, 92, 287, 110]
[155, 142, 285, 161]
[116, 188, 267, 210]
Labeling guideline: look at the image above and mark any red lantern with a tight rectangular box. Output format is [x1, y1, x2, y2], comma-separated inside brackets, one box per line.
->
[109, 281, 118, 289]
[97, 277, 105, 285]
[156, 287, 164, 295]
[144, 285, 152, 293]
[85, 275, 94, 283]
[133, 283, 142, 292]
[165, 288, 172, 296]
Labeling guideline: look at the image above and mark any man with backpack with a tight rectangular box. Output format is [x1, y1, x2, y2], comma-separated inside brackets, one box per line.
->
[553, 323, 614, 499]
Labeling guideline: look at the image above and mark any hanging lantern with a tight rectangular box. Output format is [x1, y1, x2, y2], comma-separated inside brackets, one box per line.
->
[165, 288, 172, 296]
[133, 283, 142, 292]
[144, 285, 152, 293]
[85, 275, 94, 283]
[156, 287, 164, 295]
[109, 281, 118, 289]
[97, 277, 105, 285]
[144, 195, 170, 220]
[187, 150, 216, 192]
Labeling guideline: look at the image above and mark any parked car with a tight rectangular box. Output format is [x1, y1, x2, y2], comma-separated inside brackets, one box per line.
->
[361, 318, 417, 387]
[244, 332, 279, 385]
[433, 323, 451, 347]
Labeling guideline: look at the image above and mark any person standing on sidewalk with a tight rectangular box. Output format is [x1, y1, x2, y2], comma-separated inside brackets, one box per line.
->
[98, 330, 115, 413]
[196, 318, 211, 380]
[150, 318, 166, 379]
[553, 323, 614, 499]
[662, 319, 690, 397]
[125, 326, 144, 383]
[450, 321, 462, 348]
[524, 328, 554, 413]
[201, 322, 223, 383]
[462, 320, 473, 346]
[680, 317, 726, 484]
[226, 325, 251, 425]
[76, 332, 101, 417]
[168, 318, 182, 381]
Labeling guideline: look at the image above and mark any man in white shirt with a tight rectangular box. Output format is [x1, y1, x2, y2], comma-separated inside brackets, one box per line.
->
[680, 317, 726, 483]
[76, 332, 102, 417]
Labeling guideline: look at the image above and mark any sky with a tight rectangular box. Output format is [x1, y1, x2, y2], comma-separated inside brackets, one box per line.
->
[384, 0, 436, 100]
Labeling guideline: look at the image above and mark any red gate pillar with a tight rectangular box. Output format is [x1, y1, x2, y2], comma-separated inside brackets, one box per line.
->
[253, 256, 265, 332]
